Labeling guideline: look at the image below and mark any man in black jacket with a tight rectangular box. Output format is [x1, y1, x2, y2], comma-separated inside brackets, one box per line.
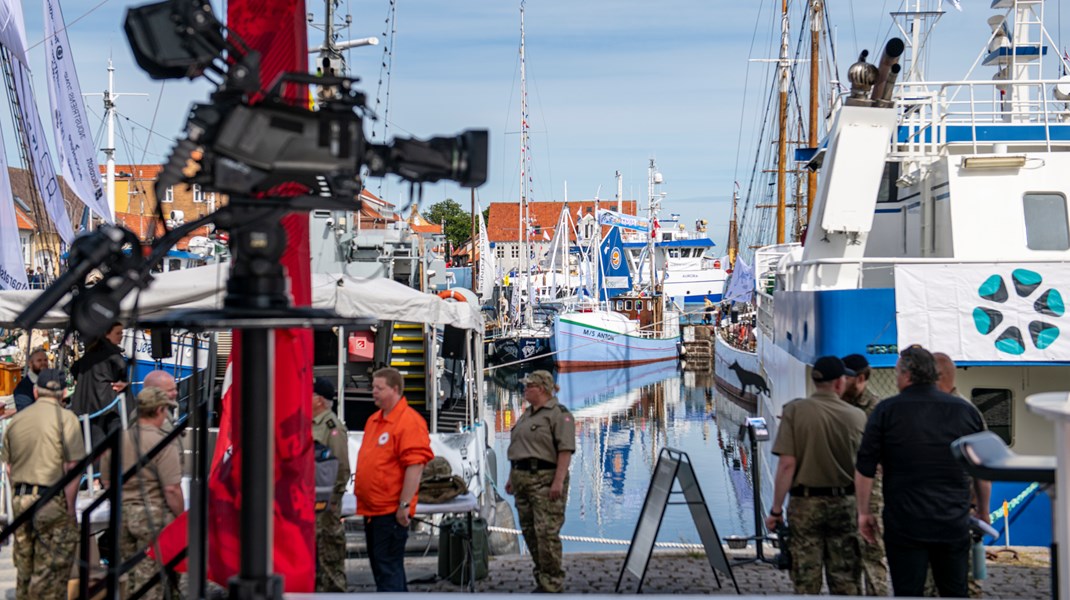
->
[12, 348, 48, 411]
[855, 345, 989, 597]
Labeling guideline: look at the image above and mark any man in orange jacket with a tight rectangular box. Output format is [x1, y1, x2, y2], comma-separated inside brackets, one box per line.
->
[354, 367, 434, 591]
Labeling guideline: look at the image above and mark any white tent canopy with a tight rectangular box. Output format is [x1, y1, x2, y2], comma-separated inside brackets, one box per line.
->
[0, 264, 483, 331]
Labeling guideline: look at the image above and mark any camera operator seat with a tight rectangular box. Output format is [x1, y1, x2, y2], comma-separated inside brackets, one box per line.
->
[950, 431, 1055, 484]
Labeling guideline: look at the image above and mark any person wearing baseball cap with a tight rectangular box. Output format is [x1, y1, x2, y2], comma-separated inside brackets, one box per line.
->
[506, 370, 576, 593]
[839, 353, 889, 596]
[311, 377, 349, 592]
[102, 386, 183, 600]
[765, 356, 867, 594]
[1, 368, 85, 599]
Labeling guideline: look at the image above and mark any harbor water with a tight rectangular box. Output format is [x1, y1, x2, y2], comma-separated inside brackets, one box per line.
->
[486, 364, 760, 553]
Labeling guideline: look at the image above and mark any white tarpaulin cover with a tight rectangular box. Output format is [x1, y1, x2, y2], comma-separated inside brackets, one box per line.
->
[0, 264, 483, 331]
[896, 263, 1069, 362]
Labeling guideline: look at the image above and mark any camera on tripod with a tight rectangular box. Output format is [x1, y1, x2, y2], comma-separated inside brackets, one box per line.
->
[124, 0, 488, 206]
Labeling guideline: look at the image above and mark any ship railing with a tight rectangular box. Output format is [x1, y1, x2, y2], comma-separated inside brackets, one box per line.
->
[779, 255, 1070, 291]
[890, 78, 1070, 162]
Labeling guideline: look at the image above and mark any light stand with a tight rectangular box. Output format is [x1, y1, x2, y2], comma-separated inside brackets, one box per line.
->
[140, 199, 370, 600]
[731, 417, 778, 566]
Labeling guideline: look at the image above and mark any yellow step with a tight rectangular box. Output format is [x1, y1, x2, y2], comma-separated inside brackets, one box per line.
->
[392, 334, 423, 343]
[391, 347, 425, 355]
[394, 323, 422, 330]
[390, 359, 426, 367]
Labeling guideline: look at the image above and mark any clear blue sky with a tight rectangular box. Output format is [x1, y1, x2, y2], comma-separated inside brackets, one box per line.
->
[10, 0, 1070, 249]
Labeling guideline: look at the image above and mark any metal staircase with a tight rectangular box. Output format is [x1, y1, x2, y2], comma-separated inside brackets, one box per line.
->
[387, 322, 429, 411]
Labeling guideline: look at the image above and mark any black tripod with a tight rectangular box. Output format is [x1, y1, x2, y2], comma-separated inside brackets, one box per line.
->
[732, 418, 779, 566]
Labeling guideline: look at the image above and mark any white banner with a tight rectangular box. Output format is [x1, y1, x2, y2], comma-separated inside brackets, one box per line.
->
[12, 58, 75, 244]
[724, 257, 755, 303]
[0, 0, 29, 66]
[45, 0, 109, 222]
[597, 208, 649, 232]
[896, 263, 1070, 362]
[0, 144, 27, 291]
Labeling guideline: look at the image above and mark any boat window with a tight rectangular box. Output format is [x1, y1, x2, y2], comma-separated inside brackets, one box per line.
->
[647, 301, 653, 311]
[668, 250, 680, 258]
[625, 300, 633, 311]
[1023, 193, 1070, 251]
[969, 388, 1012, 446]
[616, 301, 623, 310]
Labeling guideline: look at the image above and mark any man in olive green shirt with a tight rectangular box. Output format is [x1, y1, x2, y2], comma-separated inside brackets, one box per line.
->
[311, 377, 350, 592]
[842, 353, 889, 596]
[765, 356, 866, 595]
[2, 368, 85, 600]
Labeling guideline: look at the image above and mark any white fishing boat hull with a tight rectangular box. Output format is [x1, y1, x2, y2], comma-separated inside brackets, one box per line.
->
[552, 310, 679, 371]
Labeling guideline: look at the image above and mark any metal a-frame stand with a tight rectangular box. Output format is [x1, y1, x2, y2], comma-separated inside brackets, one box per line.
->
[615, 448, 740, 594]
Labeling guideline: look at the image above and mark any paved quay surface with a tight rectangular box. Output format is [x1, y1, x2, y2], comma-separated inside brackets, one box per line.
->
[346, 547, 1053, 597]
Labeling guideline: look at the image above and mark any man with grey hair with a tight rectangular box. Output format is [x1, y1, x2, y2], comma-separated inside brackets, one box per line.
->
[12, 348, 48, 412]
[855, 345, 988, 597]
[2, 368, 85, 599]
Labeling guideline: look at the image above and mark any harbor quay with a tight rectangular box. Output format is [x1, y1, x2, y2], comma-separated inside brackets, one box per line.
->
[340, 548, 1053, 597]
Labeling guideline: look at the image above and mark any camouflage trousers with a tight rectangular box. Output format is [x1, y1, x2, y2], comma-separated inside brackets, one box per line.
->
[787, 495, 862, 595]
[316, 506, 347, 592]
[512, 468, 568, 593]
[120, 503, 178, 600]
[12, 494, 78, 600]
[861, 481, 889, 596]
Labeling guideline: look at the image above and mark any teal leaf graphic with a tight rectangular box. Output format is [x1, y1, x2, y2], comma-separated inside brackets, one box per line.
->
[1029, 321, 1060, 350]
[1034, 289, 1065, 318]
[995, 327, 1026, 355]
[979, 275, 1008, 303]
[1012, 269, 1042, 297]
[973, 307, 1003, 335]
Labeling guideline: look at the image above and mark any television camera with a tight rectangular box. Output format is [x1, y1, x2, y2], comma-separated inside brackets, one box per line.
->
[17, 0, 488, 340]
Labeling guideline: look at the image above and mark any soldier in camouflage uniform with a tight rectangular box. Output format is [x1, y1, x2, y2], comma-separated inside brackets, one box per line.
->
[766, 356, 866, 595]
[1, 368, 85, 600]
[506, 370, 576, 593]
[311, 377, 350, 592]
[842, 354, 889, 596]
[103, 386, 185, 600]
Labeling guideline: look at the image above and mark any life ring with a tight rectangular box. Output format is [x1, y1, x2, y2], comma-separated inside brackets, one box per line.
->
[438, 289, 467, 302]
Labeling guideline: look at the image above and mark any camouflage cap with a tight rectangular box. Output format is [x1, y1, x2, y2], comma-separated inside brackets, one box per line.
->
[138, 386, 178, 410]
[35, 368, 66, 392]
[521, 370, 558, 394]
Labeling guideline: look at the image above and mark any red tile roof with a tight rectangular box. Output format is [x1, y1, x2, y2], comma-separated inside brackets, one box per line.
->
[408, 211, 443, 234]
[13, 205, 33, 230]
[486, 200, 638, 243]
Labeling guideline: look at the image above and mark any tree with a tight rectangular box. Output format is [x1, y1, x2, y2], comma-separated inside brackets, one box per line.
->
[424, 199, 472, 250]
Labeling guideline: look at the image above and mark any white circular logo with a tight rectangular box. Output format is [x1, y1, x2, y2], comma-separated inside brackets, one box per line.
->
[378, 432, 390, 445]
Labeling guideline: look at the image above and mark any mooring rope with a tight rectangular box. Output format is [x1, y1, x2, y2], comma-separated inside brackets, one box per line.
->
[486, 524, 705, 551]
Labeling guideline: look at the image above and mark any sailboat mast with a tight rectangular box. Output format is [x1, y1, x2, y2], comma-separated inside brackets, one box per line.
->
[518, 1, 533, 327]
[728, 188, 739, 269]
[104, 60, 116, 221]
[806, 0, 821, 224]
[776, 0, 789, 244]
[471, 187, 477, 288]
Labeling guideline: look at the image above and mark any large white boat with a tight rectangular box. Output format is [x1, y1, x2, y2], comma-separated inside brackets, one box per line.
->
[740, 0, 1068, 547]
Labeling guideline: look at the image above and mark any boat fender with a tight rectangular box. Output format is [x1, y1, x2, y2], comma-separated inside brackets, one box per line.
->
[438, 290, 468, 302]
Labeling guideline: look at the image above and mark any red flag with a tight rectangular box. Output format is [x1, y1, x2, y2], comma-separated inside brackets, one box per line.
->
[154, 0, 315, 592]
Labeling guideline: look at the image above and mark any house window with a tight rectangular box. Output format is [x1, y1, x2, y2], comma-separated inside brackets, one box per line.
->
[164, 186, 174, 203]
[206, 192, 216, 206]
[495, 245, 505, 259]
[511, 245, 520, 259]
[970, 388, 1013, 446]
[192, 184, 204, 203]
[1023, 193, 1070, 250]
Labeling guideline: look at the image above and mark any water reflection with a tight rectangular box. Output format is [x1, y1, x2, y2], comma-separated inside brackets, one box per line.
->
[486, 365, 760, 552]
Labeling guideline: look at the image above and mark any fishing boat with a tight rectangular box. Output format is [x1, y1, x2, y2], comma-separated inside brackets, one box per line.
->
[621, 162, 727, 308]
[551, 163, 682, 371]
[738, 0, 1068, 546]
